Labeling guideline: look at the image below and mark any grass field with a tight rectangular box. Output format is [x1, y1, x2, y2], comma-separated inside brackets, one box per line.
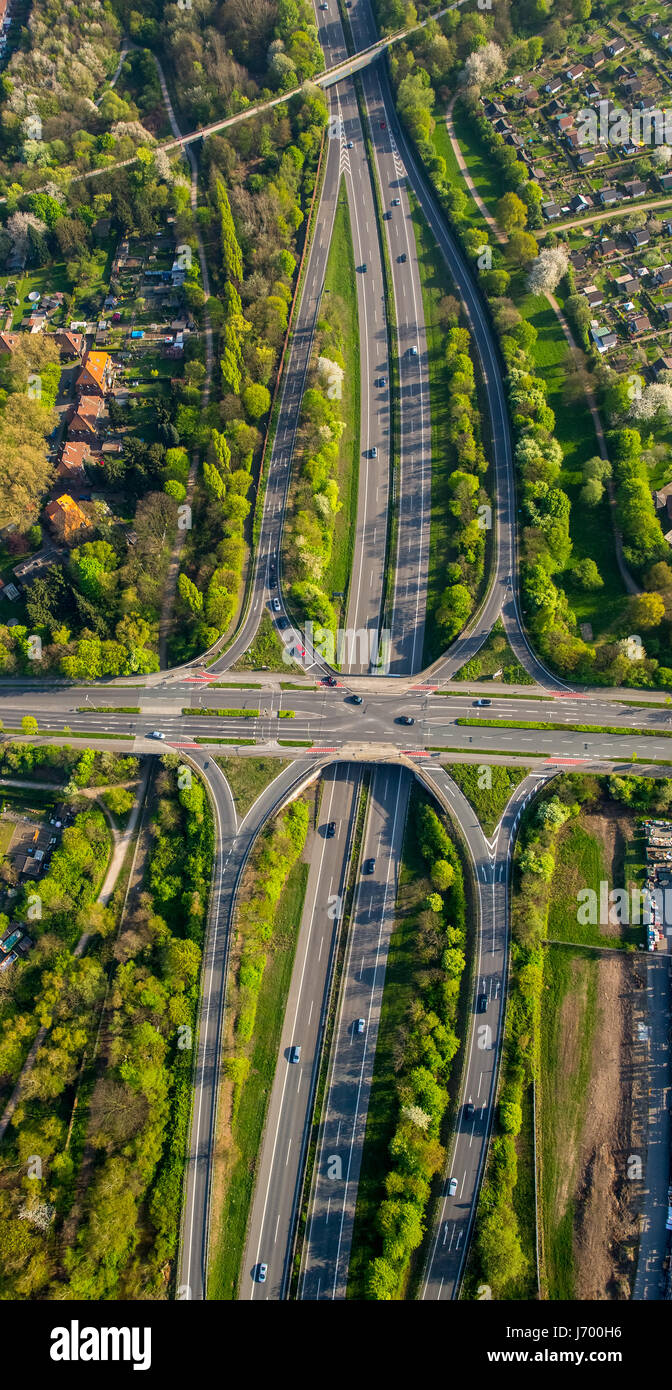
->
[539, 944, 599, 1299]
[208, 851, 310, 1300]
[215, 757, 292, 820]
[320, 182, 360, 622]
[232, 612, 291, 673]
[446, 763, 527, 834]
[0, 821, 15, 856]
[546, 814, 642, 950]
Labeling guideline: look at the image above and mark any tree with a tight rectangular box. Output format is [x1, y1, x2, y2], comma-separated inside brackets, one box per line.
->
[496, 192, 527, 235]
[628, 592, 666, 630]
[436, 582, 472, 640]
[462, 41, 505, 90]
[580, 477, 604, 507]
[242, 383, 271, 420]
[573, 557, 603, 590]
[527, 246, 569, 295]
[431, 859, 455, 891]
[21, 716, 38, 736]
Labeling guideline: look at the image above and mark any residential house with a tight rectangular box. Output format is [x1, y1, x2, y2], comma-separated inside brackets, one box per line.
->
[621, 76, 642, 97]
[67, 394, 103, 442]
[58, 442, 98, 482]
[599, 187, 619, 205]
[0, 331, 20, 354]
[545, 76, 563, 94]
[569, 193, 591, 214]
[652, 354, 672, 378]
[566, 63, 587, 82]
[583, 285, 604, 308]
[653, 483, 672, 526]
[576, 149, 597, 167]
[504, 131, 524, 148]
[627, 227, 650, 248]
[622, 180, 647, 199]
[605, 37, 627, 58]
[654, 265, 672, 287]
[628, 313, 652, 336]
[651, 22, 671, 40]
[587, 49, 605, 69]
[541, 201, 561, 221]
[483, 100, 507, 119]
[54, 330, 85, 358]
[546, 98, 565, 116]
[613, 273, 640, 295]
[659, 303, 672, 323]
[570, 251, 588, 271]
[44, 495, 91, 546]
[659, 173, 672, 192]
[584, 81, 601, 102]
[596, 237, 617, 259]
[591, 327, 619, 353]
[556, 113, 574, 132]
[76, 349, 113, 396]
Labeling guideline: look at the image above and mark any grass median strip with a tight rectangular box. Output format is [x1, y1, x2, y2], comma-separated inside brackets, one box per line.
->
[75, 705, 140, 713]
[182, 707, 259, 718]
[456, 717, 672, 737]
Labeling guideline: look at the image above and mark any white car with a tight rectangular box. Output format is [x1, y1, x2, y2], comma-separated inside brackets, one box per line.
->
[149, 730, 165, 740]
[356, 1018, 366, 1035]
[409, 345, 418, 356]
[448, 1176, 458, 1197]
[258, 1263, 268, 1282]
[272, 597, 281, 612]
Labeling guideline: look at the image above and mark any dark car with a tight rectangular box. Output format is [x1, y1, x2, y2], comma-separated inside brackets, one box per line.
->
[380, 121, 386, 129]
[397, 716, 414, 726]
[323, 675, 337, 687]
[477, 993, 488, 1013]
[278, 617, 289, 630]
[325, 821, 336, 838]
[473, 698, 491, 707]
[398, 252, 407, 263]
[350, 694, 363, 705]
[360, 262, 367, 272]
[363, 858, 376, 874]
[465, 1101, 475, 1119]
[375, 376, 387, 388]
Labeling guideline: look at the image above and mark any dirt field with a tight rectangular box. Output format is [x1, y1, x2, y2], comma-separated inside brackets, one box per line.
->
[573, 954, 645, 1299]
[541, 945, 646, 1299]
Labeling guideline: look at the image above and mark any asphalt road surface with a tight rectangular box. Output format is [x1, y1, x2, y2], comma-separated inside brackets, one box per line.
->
[300, 763, 410, 1298]
[241, 764, 362, 1300]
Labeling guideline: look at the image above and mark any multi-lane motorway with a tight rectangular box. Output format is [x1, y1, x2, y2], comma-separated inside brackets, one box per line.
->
[2, 0, 671, 1314]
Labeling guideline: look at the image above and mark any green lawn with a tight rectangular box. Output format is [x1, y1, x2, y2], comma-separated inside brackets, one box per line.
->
[446, 763, 527, 835]
[208, 852, 310, 1300]
[546, 816, 642, 948]
[539, 945, 599, 1300]
[215, 757, 292, 820]
[232, 611, 291, 673]
[320, 182, 360, 622]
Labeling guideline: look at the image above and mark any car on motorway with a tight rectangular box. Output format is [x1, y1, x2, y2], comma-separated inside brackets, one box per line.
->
[323, 675, 337, 686]
[448, 1177, 458, 1197]
[278, 617, 289, 630]
[360, 262, 367, 272]
[350, 694, 363, 704]
[380, 120, 386, 129]
[320, 2, 328, 7]
[398, 252, 407, 262]
[370, 446, 377, 458]
[409, 344, 418, 355]
[272, 597, 281, 612]
[363, 858, 376, 874]
[473, 698, 491, 707]
[325, 821, 336, 838]
[375, 376, 387, 388]
[289, 1044, 301, 1063]
[148, 731, 165, 740]
[477, 993, 488, 1013]
[465, 1101, 476, 1119]
[257, 1264, 268, 1283]
[356, 1018, 366, 1035]
[347, 140, 353, 148]
[397, 715, 414, 725]
[391, 197, 400, 206]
